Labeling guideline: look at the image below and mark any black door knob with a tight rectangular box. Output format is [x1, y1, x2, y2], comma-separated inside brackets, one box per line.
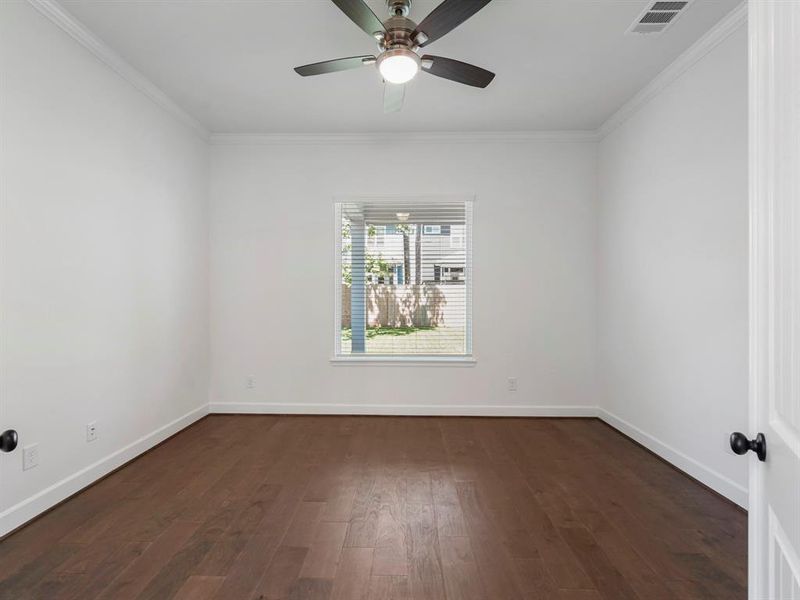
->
[730, 431, 767, 462]
[0, 430, 18, 453]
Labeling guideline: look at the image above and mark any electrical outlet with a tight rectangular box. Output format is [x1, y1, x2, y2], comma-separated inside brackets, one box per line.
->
[246, 376, 255, 390]
[86, 421, 98, 443]
[23, 444, 39, 470]
[508, 377, 518, 392]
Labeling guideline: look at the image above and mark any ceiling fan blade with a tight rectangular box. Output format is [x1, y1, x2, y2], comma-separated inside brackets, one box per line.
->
[421, 55, 495, 88]
[295, 55, 376, 77]
[413, 0, 493, 47]
[384, 83, 405, 113]
[330, 0, 386, 39]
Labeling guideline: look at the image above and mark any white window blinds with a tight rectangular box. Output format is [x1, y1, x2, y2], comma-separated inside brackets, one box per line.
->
[335, 199, 473, 358]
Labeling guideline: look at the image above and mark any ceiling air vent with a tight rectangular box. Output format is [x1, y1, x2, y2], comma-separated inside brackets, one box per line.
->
[627, 0, 692, 35]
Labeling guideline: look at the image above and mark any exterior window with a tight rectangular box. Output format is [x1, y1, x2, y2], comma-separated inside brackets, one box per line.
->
[368, 225, 386, 247]
[434, 266, 465, 282]
[450, 228, 465, 249]
[336, 199, 473, 359]
[444, 267, 464, 282]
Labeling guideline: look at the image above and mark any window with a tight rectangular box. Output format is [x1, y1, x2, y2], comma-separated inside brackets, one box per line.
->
[450, 227, 465, 249]
[335, 198, 473, 361]
[444, 266, 464, 282]
[368, 225, 386, 247]
[433, 266, 465, 283]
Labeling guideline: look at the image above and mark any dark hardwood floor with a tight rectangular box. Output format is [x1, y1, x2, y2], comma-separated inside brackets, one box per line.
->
[0, 415, 746, 599]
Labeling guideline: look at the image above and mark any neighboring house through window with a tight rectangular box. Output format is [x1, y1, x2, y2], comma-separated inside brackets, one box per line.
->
[335, 198, 473, 359]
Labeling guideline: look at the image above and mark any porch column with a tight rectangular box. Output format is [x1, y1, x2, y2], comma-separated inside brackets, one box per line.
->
[350, 218, 366, 353]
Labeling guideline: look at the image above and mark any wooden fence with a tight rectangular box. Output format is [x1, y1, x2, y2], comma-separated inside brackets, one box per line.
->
[342, 284, 466, 329]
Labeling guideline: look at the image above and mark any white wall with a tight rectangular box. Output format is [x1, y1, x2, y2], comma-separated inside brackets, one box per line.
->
[596, 26, 749, 506]
[0, 2, 209, 534]
[209, 139, 598, 414]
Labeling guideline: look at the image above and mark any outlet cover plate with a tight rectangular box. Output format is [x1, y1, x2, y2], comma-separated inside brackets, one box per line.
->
[23, 444, 39, 470]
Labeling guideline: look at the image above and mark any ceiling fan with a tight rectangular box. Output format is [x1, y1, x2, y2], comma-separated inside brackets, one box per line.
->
[294, 0, 496, 113]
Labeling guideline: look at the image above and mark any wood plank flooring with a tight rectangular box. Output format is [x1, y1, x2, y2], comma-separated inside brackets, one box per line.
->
[0, 416, 746, 599]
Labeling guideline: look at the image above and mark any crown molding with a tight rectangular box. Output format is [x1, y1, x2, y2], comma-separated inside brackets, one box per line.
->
[208, 130, 601, 145]
[26, 0, 210, 140]
[597, 1, 747, 140]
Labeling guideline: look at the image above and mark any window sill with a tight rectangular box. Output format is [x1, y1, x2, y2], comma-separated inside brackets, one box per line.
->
[330, 355, 477, 366]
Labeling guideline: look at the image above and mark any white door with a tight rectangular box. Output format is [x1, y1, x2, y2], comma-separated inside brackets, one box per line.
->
[749, 1, 800, 598]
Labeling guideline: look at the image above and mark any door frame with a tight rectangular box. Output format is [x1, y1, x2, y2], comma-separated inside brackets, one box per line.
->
[747, 0, 766, 588]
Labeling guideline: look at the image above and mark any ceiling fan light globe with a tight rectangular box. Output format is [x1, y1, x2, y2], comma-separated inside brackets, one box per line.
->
[377, 50, 420, 84]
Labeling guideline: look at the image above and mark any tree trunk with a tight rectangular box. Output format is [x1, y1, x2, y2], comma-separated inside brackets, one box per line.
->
[402, 232, 411, 287]
[414, 224, 422, 284]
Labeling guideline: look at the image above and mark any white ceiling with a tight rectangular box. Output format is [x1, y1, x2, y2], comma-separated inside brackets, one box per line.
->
[60, 0, 741, 133]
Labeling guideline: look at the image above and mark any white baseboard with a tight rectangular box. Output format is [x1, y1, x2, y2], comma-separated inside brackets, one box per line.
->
[596, 408, 748, 509]
[209, 402, 600, 418]
[0, 403, 209, 537]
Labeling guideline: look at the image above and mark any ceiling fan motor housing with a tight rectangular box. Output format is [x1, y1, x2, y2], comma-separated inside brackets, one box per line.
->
[381, 15, 416, 51]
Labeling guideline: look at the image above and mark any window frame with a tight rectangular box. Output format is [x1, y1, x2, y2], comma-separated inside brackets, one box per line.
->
[332, 195, 475, 365]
